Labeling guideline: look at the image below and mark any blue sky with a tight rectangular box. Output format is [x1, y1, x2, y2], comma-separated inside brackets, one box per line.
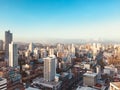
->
[0, 0, 120, 42]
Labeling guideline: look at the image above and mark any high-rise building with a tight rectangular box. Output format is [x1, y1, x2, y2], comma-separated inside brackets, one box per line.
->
[57, 43, 64, 52]
[0, 40, 3, 51]
[40, 49, 47, 58]
[29, 43, 34, 52]
[71, 44, 75, 53]
[44, 56, 56, 82]
[49, 48, 54, 56]
[9, 42, 18, 67]
[34, 48, 39, 59]
[5, 30, 13, 58]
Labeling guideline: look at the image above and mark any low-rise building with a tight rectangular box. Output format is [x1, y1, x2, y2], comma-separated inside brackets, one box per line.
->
[104, 65, 118, 76]
[25, 87, 40, 90]
[76, 86, 97, 90]
[0, 77, 7, 90]
[110, 82, 120, 90]
[84, 64, 91, 70]
[32, 78, 62, 90]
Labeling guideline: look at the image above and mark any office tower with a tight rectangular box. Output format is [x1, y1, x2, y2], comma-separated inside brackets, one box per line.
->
[44, 56, 56, 82]
[41, 49, 47, 58]
[71, 44, 75, 56]
[67, 55, 72, 63]
[29, 43, 34, 52]
[57, 43, 64, 52]
[9, 42, 18, 67]
[34, 48, 39, 59]
[5, 30, 13, 58]
[0, 40, 3, 50]
[96, 65, 101, 79]
[49, 48, 54, 56]
[71, 44, 75, 52]
[25, 50, 30, 57]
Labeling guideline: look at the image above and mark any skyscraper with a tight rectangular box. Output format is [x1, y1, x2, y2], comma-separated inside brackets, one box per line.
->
[0, 40, 3, 51]
[44, 56, 56, 82]
[29, 43, 34, 52]
[9, 42, 18, 67]
[5, 30, 13, 58]
[49, 48, 54, 56]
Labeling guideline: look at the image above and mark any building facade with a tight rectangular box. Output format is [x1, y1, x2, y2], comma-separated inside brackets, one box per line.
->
[29, 43, 34, 52]
[83, 72, 97, 87]
[9, 42, 18, 67]
[44, 56, 56, 82]
[110, 82, 120, 90]
[5, 30, 12, 58]
[0, 78, 7, 90]
[0, 40, 3, 51]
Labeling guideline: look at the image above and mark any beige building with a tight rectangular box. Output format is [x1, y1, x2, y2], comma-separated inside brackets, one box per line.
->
[110, 82, 120, 90]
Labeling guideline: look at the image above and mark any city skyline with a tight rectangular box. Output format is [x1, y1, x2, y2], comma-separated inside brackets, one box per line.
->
[0, 0, 120, 42]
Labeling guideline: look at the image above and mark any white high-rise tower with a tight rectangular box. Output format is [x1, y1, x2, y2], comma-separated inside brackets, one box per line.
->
[44, 56, 56, 82]
[29, 43, 34, 52]
[9, 42, 18, 67]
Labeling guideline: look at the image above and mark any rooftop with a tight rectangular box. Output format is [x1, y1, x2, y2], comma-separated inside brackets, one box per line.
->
[76, 86, 97, 90]
[0, 77, 7, 84]
[25, 87, 40, 90]
[0, 77, 6, 81]
[83, 72, 97, 77]
[0, 78, 3, 81]
[110, 82, 120, 89]
[32, 78, 62, 88]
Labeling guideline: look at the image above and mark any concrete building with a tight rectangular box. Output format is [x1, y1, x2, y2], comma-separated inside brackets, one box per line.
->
[84, 64, 91, 70]
[34, 48, 39, 59]
[29, 43, 34, 52]
[96, 65, 101, 79]
[44, 56, 56, 82]
[25, 50, 30, 57]
[96, 65, 101, 74]
[76, 86, 97, 90]
[66, 55, 72, 63]
[57, 43, 64, 52]
[40, 49, 47, 58]
[49, 48, 54, 56]
[25, 87, 40, 90]
[83, 72, 97, 87]
[0, 77, 7, 90]
[0, 40, 3, 51]
[110, 82, 120, 90]
[9, 42, 18, 67]
[71, 44, 75, 56]
[32, 78, 62, 90]
[5, 30, 12, 58]
[103, 65, 117, 76]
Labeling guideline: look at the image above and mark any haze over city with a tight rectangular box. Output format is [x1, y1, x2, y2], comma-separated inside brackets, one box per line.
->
[0, 0, 120, 42]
